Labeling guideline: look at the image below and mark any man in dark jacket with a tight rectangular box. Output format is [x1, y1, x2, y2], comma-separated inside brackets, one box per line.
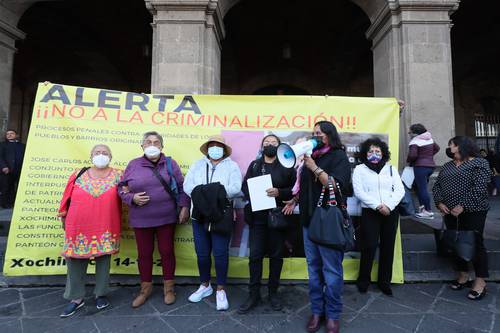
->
[0, 129, 26, 208]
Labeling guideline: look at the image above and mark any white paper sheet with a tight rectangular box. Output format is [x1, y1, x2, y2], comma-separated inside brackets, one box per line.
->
[401, 166, 415, 188]
[247, 174, 276, 212]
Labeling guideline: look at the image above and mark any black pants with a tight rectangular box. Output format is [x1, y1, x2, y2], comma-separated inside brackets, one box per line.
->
[0, 172, 20, 208]
[357, 208, 399, 286]
[249, 222, 286, 295]
[444, 211, 489, 278]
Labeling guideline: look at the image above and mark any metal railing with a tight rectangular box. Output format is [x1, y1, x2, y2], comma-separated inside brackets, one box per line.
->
[475, 114, 500, 150]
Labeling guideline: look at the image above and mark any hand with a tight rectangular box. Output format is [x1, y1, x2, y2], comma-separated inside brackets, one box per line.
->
[178, 207, 190, 224]
[303, 155, 317, 171]
[451, 205, 464, 217]
[133, 192, 150, 206]
[282, 199, 296, 215]
[438, 203, 450, 215]
[266, 188, 279, 197]
[377, 204, 390, 216]
[2, 167, 9, 174]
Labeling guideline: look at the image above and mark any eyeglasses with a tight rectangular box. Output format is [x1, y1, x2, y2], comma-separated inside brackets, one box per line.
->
[263, 141, 279, 146]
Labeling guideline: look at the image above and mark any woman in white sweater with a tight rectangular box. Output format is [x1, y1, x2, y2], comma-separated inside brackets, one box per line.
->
[183, 135, 242, 311]
[352, 138, 404, 296]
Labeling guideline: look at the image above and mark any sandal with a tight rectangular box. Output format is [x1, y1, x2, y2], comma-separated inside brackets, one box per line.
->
[467, 288, 487, 300]
[449, 280, 472, 290]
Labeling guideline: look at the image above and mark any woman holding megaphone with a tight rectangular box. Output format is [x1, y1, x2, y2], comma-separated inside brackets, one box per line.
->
[238, 134, 296, 314]
[283, 121, 351, 333]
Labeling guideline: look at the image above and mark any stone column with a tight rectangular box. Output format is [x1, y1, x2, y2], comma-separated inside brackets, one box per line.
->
[0, 15, 25, 132]
[145, 0, 225, 94]
[367, 0, 459, 165]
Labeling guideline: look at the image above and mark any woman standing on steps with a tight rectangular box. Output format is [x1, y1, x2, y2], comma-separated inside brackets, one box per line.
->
[433, 136, 492, 301]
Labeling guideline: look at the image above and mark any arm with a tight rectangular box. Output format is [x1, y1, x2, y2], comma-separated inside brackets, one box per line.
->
[183, 161, 199, 197]
[58, 172, 78, 217]
[276, 168, 297, 202]
[225, 162, 243, 198]
[352, 166, 381, 210]
[0, 143, 7, 170]
[460, 161, 492, 211]
[241, 162, 254, 201]
[406, 145, 418, 164]
[118, 162, 135, 206]
[384, 167, 405, 211]
[170, 159, 191, 208]
[433, 142, 440, 155]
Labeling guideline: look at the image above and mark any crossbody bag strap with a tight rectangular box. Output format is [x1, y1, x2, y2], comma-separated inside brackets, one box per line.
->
[151, 168, 177, 202]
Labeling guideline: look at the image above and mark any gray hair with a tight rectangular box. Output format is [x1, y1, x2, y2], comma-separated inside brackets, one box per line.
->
[142, 131, 164, 147]
[90, 144, 112, 157]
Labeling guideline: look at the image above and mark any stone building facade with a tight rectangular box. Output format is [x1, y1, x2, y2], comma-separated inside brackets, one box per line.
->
[0, 0, 499, 164]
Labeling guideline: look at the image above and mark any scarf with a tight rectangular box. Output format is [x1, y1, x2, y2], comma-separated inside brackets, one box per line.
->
[364, 160, 386, 174]
[292, 145, 332, 195]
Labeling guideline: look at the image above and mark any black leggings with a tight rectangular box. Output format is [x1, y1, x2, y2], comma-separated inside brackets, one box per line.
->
[444, 211, 489, 278]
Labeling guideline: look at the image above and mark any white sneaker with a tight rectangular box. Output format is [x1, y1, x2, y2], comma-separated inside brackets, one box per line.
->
[216, 290, 229, 311]
[188, 284, 213, 303]
[415, 210, 434, 220]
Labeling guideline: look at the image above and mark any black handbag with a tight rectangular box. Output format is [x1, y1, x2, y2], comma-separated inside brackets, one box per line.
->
[205, 200, 234, 236]
[438, 216, 476, 262]
[267, 207, 288, 230]
[389, 166, 415, 216]
[308, 176, 355, 252]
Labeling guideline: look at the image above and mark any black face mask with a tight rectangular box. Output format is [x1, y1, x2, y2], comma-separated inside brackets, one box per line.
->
[311, 136, 325, 150]
[445, 147, 455, 159]
[263, 145, 278, 157]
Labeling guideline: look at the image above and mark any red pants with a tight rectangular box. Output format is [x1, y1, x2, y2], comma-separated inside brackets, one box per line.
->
[134, 224, 176, 282]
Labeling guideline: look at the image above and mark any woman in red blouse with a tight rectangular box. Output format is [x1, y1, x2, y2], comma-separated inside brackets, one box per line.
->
[58, 144, 122, 317]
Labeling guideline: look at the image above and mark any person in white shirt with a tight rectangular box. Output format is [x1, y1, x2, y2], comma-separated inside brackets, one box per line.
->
[183, 135, 242, 311]
[352, 138, 404, 296]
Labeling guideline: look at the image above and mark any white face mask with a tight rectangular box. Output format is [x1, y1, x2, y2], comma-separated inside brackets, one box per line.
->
[208, 146, 224, 160]
[92, 154, 110, 168]
[144, 146, 161, 158]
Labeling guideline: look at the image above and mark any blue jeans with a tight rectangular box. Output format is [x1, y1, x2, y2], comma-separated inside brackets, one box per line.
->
[303, 227, 344, 320]
[413, 166, 434, 211]
[494, 176, 500, 192]
[192, 220, 231, 286]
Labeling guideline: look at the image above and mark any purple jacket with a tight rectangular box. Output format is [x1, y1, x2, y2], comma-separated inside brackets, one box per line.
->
[407, 132, 440, 167]
[119, 154, 190, 228]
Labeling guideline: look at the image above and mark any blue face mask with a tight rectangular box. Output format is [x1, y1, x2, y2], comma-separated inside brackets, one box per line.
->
[367, 152, 382, 164]
[208, 146, 224, 160]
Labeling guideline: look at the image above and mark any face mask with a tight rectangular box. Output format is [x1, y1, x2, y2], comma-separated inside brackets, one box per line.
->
[208, 146, 224, 160]
[311, 136, 325, 150]
[144, 146, 161, 158]
[367, 152, 382, 164]
[263, 145, 278, 157]
[92, 154, 110, 168]
[445, 147, 455, 159]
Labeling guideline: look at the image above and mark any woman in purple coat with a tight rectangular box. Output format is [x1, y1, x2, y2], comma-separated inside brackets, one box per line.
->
[119, 131, 190, 308]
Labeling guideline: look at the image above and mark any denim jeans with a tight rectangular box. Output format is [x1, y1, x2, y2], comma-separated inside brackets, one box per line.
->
[413, 166, 434, 211]
[192, 219, 231, 286]
[303, 227, 344, 320]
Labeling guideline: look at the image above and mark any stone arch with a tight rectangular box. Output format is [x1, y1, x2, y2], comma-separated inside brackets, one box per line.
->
[220, 0, 385, 22]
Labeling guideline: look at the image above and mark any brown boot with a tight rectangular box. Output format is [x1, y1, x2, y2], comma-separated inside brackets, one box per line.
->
[132, 282, 153, 308]
[163, 280, 176, 305]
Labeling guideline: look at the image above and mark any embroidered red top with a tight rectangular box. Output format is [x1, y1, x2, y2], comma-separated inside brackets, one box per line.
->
[58, 168, 122, 259]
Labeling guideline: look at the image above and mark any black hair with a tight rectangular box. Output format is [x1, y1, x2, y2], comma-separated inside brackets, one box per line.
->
[409, 124, 427, 135]
[357, 137, 391, 163]
[314, 121, 344, 150]
[448, 136, 480, 161]
[260, 134, 281, 148]
[5, 129, 17, 134]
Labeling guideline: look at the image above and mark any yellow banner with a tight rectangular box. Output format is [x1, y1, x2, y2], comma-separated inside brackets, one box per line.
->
[3, 83, 402, 283]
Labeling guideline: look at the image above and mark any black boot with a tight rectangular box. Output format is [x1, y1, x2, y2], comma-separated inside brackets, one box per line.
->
[238, 292, 260, 314]
[268, 291, 283, 311]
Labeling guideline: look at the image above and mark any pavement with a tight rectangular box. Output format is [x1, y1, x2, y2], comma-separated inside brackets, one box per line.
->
[1, 283, 500, 333]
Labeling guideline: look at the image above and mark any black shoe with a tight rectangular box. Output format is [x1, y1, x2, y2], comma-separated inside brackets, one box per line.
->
[96, 296, 110, 310]
[238, 294, 260, 314]
[378, 283, 393, 296]
[449, 280, 472, 291]
[356, 281, 369, 294]
[268, 292, 283, 311]
[467, 288, 486, 301]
